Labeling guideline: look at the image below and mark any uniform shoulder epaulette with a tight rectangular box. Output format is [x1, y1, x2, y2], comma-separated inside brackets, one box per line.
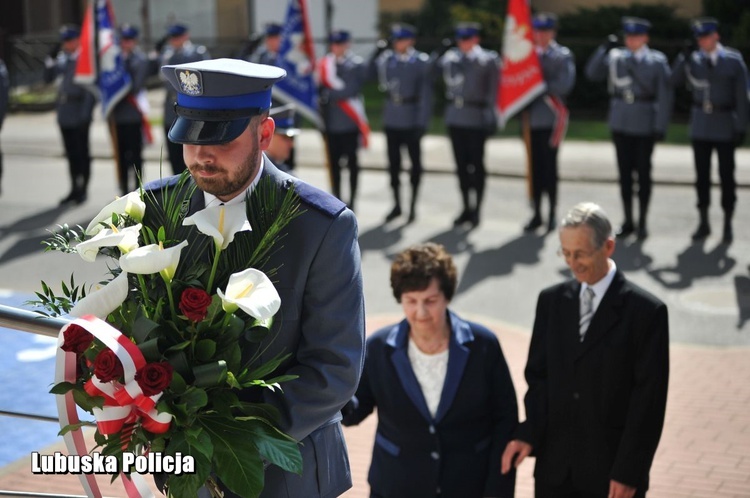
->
[557, 46, 572, 57]
[650, 50, 668, 62]
[350, 54, 364, 65]
[142, 175, 181, 192]
[724, 48, 744, 61]
[287, 179, 346, 218]
[418, 52, 430, 62]
[196, 45, 207, 55]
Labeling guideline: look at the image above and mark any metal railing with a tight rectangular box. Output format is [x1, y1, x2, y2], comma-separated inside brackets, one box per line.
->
[0, 304, 106, 498]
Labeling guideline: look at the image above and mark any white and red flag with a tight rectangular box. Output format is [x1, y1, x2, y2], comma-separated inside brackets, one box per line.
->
[318, 54, 370, 147]
[497, 0, 546, 127]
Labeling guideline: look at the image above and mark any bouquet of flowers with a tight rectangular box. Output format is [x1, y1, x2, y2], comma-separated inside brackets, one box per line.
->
[34, 173, 304, 497]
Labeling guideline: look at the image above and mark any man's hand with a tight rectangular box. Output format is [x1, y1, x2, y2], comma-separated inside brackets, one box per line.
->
[438, 37, 454, 57]
[373, 38, 389, 58]
[609, 479, 637, 498]
[605, 34, 619, 52]
[682, 39, 697, 58]
[500, 439, 532, 474]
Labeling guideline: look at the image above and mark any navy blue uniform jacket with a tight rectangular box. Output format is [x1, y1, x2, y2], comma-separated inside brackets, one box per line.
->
[342, 311, 517, 497]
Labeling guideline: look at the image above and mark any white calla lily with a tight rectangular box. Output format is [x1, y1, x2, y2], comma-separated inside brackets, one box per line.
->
[217, 268, 281, 321]
[86, 192, 146, 235]
[182, 203, 252, 251]
[70, 272, 130, 318]
[76, 224, 142, 263]
[119, 240, 188, 282]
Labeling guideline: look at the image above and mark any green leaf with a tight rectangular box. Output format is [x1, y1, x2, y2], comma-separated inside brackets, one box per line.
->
[169, 371, 188, 395]
[194, 339, 217, 362]
[131, 314, 161, 343]
[193, 361, 227, 388]
[58, 422, 91, 437]
[72, 389, 104, 413]
[241, 417, 302, 474]
[158, 226, 166, 243]
[162, 431, 213, 498]
[49, 382, 77, 395]
[180, 388, 209, 410]
[243, 353, 292, 381]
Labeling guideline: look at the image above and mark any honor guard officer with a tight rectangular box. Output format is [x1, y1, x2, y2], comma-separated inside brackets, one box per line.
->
[160, 23, 210, 175]
[437, 22, 500, 228]
[318, 30, 370, 211]
[266, 103, 300, 174]
[247, 22, 283, 66]
[670, 18, 749, 243]
[585, 17, 673, 240]
[112, 24, 150, 195]
[153, 58, 365, 497]
[524, 13, 576, 233]
[44, 25, 96, 205]
[370, 23, 433, 223]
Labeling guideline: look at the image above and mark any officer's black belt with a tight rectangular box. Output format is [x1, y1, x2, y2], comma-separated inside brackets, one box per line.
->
[693, 104, 735, 112]
[174, 104, 264, 121]
[448, 99, 487, 108]
[614, 96, 655, 103]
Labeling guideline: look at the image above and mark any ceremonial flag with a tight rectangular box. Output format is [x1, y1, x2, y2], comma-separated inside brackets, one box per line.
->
[318, 53, 370, 147]
[497, 0, 546, 127]
[75, 0, 131, 119]
[274, 0, 322, 129]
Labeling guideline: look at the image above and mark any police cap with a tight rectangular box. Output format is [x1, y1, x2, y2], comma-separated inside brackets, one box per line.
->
[271, 104, 300, 137]
[329, 30, 351, 44]
[691, 17, 719, 38]
[162, 58, 286, 145]
[59, 25, 80, 41]
[532, 13, 558, 31]
[265, 23, 283, 36]
[120, 24, 139, 40]
[167, 23, 188, 38]
[621, 17, 651, 35]
[455, 22, 481, 39]
[391, 23, 417, 40]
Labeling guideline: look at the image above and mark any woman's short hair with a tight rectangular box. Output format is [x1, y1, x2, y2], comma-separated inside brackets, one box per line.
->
[560, 202, 613, 248]
[390, 242, 457, 302]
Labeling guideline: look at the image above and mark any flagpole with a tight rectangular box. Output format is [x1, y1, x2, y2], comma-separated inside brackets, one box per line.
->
[521, 110, 533, 203]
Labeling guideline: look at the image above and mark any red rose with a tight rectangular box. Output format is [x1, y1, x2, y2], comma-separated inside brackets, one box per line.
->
[179, 288, 212, 322]
[93, 350, 124, 383]
[135, 362, 174, 396]
[61, 324, 94, 355]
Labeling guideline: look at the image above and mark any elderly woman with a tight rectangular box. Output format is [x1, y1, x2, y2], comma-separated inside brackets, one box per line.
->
[343, 243, 517, 497]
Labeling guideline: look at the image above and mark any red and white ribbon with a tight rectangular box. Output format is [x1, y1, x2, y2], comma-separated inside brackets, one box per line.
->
[545, 95, 569, 148]
[55, 315, 173, 498]
[318, 53, 371, 147]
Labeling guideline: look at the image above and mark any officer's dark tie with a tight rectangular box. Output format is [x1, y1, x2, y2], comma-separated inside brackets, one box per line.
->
[579, 287, 596, 341]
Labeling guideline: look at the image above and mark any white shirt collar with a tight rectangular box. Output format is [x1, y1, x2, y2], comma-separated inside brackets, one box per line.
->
[580, 259, 617, 314]
[631, 45, 648, 61]
[703, 42, 724, 64]
[202, 157, 265, 208]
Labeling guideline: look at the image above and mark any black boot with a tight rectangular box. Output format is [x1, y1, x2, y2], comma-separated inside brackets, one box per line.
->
[547, 206, 557, 232]
[691, 207, 711, 241]
[723, 210, 733, 244]
[616, 200, 635, 237]
[637, 204, 649, 240]
[524, 196, 542, 232]
[454, 189, 471, 226]
[407, 184, 418, 223]
[385, 189, 401, 222]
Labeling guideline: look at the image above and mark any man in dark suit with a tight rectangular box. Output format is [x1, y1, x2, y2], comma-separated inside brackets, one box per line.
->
[502, 202, 669, 498]
[154, 58, 365, 497]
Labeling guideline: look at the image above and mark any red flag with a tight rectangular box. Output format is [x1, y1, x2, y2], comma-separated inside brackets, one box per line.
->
[74, 2, 96, 86]
[497, 0, 546, 127]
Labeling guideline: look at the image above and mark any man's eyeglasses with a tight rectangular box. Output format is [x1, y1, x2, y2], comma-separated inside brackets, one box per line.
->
[557, 247, 599, 262]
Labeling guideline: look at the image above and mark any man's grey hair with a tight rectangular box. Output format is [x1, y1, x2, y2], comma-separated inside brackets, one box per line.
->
[559, 202, 613, 248]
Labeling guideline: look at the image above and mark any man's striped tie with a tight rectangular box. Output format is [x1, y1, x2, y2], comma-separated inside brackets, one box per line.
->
[579, 287, 596, 341]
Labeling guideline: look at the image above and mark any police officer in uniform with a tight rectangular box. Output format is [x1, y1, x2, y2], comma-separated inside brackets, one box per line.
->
[0, 56, 9, 195]
[671, 18, 748, 243]
[585, 17, 672, 240]
[370, 23, 433, 223]
[524, 13, 576, 233]
[247, 22, 282, 66]
[160, 23, 210, 175]
[44, 25, 96, 205]
[318, 30, 369, 210]
[266, 103, 299, 174]
[112, 24, 150, 195]
[437, 22, 499, 228]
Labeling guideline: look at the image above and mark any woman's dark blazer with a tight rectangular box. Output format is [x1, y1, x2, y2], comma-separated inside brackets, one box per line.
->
[342, 311, 518, 498]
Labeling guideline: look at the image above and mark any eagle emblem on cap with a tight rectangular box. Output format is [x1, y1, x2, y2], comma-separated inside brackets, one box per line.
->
[178, 69, 202, 96]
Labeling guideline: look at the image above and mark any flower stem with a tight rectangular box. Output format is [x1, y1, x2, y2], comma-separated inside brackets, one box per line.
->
[165, 279, 177, 321]
[206, 245, 222, 294]
[136, 275, 150, 318]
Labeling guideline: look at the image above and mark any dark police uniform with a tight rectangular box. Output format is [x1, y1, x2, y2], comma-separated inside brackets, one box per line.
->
[370, 23, 433, 223]
[585, 17, 673, 239]
[318, 30, 369, 210]
[112, 25, 150, 195]
[670, 18, 749, 243]
[0, 57, 8, 195]
[159, 23, 210, 175]
[437, 22, 499, 227]
[267, 103, 300, 174]
[154, 57, 365, 498]
[44, 25, 97, 205]
[525, 13, 576, 232]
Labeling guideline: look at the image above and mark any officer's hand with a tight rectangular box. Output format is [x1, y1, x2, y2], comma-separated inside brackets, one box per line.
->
[48, 42, 61, 59]
[681, 39, 696, 58]
[154, 35, 168, 54]
[735, 131, 746, 147]
[501, 440, 532, 474]
[374, 38, 389, 57]
[605, 34, 619, 52]
[438, 37, 454, 57]
[654, 132, 665, 142]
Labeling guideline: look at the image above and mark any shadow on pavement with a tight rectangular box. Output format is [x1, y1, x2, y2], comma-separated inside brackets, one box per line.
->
[358, 223, 404, 253]
[0, 211, 90, 266]
[647, 241, 736, 290]
[423, 226, 475, 257]
[456, 232, 546, 295]
[613, 238, 654, 271]
[734, 275, 750, 329]
[0, 206, 71, 236]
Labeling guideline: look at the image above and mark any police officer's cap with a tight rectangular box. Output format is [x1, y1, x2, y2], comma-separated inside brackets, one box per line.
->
[455, 22, 481, 39]
[391, 23, 417, 40]
[167, 23, 188, 38]
[271, 104, 300, 138]
[120, 24, 139, 40]
[265, 23, 283, 36]
[532, 13, 558, 31]
[691, 17, 719, 38]
[621, 17, 651, 35]
[329, 30, 351, 44]
[59, 25, 80, 41]
[162, 58, 286, 145]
